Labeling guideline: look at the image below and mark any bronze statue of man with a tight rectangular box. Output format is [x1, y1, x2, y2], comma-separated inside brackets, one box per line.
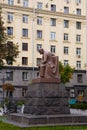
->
[38, 48, 59, 79]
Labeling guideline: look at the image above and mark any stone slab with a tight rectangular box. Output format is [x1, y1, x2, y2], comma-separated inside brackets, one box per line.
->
[7, 113, 87, 127]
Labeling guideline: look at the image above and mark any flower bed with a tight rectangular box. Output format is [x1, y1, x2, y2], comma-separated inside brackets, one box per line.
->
[70, 108, 87, 115]
[70, 102, 87, 115]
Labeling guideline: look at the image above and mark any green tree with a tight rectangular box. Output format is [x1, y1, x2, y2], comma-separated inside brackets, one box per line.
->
[59, 62, 74, 84]
[0, 7, 19, 67]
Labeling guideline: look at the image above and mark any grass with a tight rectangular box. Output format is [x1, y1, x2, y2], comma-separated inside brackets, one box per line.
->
[0, 121, 87, 130]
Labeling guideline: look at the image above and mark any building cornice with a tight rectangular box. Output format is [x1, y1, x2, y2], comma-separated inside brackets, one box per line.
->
[2, 66, 38, 71]
[0, 4, 86, 20]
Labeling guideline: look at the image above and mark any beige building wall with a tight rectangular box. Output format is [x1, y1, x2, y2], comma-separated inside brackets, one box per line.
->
[0, 0, 86, 70]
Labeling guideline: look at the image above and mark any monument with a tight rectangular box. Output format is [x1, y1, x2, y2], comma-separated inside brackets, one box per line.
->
[7, 49, 87, 126]
[24, 48, 70, 115]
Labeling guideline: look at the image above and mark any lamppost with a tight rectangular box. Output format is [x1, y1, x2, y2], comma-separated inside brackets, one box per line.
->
[86, 0, 87, 76]
[32, 0, 36, 79]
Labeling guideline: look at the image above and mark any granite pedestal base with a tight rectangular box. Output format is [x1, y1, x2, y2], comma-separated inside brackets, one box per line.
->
[7, 114, 87, 127]
[24, 79, 70, 115]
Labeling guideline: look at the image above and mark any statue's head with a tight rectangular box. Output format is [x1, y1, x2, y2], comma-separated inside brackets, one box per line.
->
[38, 48, 44, 54]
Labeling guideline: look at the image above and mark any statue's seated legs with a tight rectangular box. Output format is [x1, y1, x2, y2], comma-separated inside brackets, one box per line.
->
[39, 66, 46, 78]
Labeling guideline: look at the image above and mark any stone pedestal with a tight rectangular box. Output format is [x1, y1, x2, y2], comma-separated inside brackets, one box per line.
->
[24, 78, 70, 115]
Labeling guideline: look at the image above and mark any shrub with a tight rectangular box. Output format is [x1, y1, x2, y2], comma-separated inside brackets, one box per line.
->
[16, 100, 25, 106]
[70, 102, 87, 110]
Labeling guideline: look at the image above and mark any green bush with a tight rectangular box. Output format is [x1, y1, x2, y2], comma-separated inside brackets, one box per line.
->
[70, 102, 87, 110]
[16, 100, 25, 106]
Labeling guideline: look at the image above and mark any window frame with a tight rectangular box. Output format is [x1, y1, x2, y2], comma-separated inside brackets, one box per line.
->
[37, 2, 43, 9]
[64, 33, 68, 41]
[37, 30, 42, 39]
[22, 43, 28, 51]
[22, 28, 28, 37]
[7, 12, 13, 22]
[76, 61, 81, 69]
[22, 57, 28, 65]
[76, 22, 81, 29]
[22, 14, 28, 23]
[50, 32, 56, 40]
[37, 16, 42, 25]
[22, 72, 29, 81]
[64, 47, 69, 54]
[76, 34, 81, 42]
[64, 60, 68, 66]
[64, 20, 69, 28]
[50, 18, 56, 26]
[23, 0, 28, 7]
[64, 6, 69, 14]
[51, 4, 56, 12]
[51, 45, 56, 53]
[7, 27, 13, 35]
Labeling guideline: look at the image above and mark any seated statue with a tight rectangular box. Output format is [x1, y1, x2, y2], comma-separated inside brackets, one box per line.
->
[38, 48, 59, 79]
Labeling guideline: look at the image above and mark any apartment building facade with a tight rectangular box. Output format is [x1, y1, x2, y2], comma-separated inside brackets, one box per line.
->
[0, 0, 87, 102]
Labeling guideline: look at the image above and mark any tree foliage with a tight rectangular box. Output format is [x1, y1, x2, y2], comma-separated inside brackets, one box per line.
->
[59, 62, 74, 84]
[0, 7, 19, 67]
[3, 83, 14, 91]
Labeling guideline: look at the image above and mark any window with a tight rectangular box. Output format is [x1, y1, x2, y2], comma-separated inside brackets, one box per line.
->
[76, 0, 81, 4]
[76, 61, 81, 69]
[23, 0, 28, 7]
[76, 48, 81, 55]
[18, 0, 20, 3]
[6, 71, 13, 81]
[76, 22, 81, 29]
[76, 9, 81, 15]
[6, 91, 13, 98]
[8, 0, 14, 5]
[51, 45, 56, 53]
[64, 20, 69, 28]
[37, 44, 42, 51]
[6, 59, 13, 65]
[64, 7, 69, 14]
[22, 72, 29, 80]
[50, 18, 56, 26]
[70, 89, 75, 98]
[64, 60, 68, 66]
[65, 0, 70, 3]
[64, 47, 69, 54]
[22, 57, 28, 65]
[7, 12, 13, 22]
[50, 32, 56, 40]
[7, 27, 13, 35]
[37, 58, 41, 66]
[77, 74, 83, 83]
[51, 4, 56, 11]
[22, 43, 28, 51]
[22, 88, 27, 96]
[37, 30, 42, 39]
[22, 14, 28, 23]
[64, 33, 68, 41]
[22, 29, 28, 37]
[37, 17, 42, 25]
[76, 35, 81, 42]
[37, 2, 43, 9]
